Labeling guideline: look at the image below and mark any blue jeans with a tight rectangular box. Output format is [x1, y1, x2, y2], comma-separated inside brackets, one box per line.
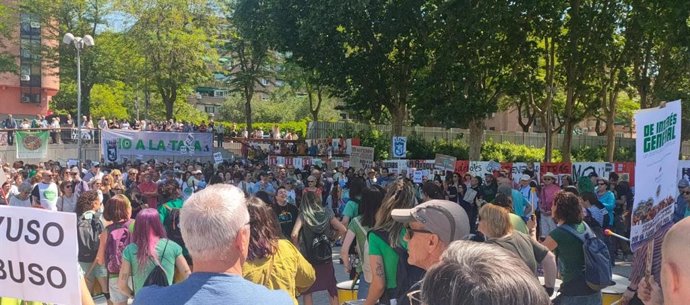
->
[556, 292, 602, 305]
[357, 279, 370, 300]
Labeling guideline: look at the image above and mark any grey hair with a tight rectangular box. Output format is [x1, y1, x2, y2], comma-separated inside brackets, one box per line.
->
[180, 184, 249, 261]
[18, 182, 33, 193]
[421, 240, 550, 305]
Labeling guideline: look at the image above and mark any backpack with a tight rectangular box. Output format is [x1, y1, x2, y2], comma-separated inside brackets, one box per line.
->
[369, 230, 425, 304]
[300, 222, 333, 264]
[105, 220, 133, 274]
[77, 212, 104, 262]
[163, 203, 185, 251]
[142, 240, 170, 289]
[558, 223, 614, 291]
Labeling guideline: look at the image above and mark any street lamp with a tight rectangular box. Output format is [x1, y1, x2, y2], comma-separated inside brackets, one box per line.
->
[63, 33, 94, 168]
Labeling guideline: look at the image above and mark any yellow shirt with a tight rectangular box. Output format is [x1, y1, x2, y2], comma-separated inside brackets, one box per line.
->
[243, 239, 316, 305]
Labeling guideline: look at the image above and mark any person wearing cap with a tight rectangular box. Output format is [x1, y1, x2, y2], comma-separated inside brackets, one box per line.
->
[518, 174, 536, 214]
[539, 172, 561, 239]
[70, 166, 91, 197]
[390, 199, 471, 305]
[84, 163, 104, 183]
[673, 179, 690, 223]
[31, 169, 59, 211]
[250, 172, 276, 196]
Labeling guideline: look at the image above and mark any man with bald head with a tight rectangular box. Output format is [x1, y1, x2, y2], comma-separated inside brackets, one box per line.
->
[638, 217, 690, 305]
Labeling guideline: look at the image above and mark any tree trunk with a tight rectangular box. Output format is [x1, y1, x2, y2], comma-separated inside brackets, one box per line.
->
[561, 88, 576, 162]
[605, 90, 618, 162]
[468, 119, 484, 161]
[389, 103, 406, 136]
[164, 97, 174, 120]
[244, 86, 253, 132]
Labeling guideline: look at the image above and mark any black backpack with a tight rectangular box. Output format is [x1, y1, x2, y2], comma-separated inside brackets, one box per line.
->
[369, 230, 425, 305]
[163, 204, 185, 250]
[142, 241, 170, 289]
[77, 212, 104, 262]
[300, 223, 333, 264]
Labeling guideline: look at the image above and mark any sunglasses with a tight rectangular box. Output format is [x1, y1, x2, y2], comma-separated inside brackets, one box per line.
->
[598, 183, 607, 186]
[405, 224, 433, 239]
[682, 191, 690, 195]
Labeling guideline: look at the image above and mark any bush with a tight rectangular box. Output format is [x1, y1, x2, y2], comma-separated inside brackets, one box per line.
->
[220, 120, 310, 138]
[481, 140, 562, 162]
[571, 145, 635, 162]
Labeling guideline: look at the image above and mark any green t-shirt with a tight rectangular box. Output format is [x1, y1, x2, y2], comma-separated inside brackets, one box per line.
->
[123, 238, 183, 293]
[367, 228, 407, 289]
[549, 222, 586, 283]
[510, 213, 529, 235]
[343, 199, 359, 219]
[158, 198, 184, 225]
[348, 216, 370, 274]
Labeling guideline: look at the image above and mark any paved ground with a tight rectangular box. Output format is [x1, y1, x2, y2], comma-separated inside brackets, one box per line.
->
[95, 247, 632, 305]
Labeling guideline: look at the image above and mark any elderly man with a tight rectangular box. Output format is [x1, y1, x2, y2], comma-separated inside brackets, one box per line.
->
[133, 184, 292, 305]
[417, 241, 550, 305]
[31, 170, 58, 211]
[391, 199, 471, 305]
[673, 179, 689, 223]
[637, 217, 690, 305]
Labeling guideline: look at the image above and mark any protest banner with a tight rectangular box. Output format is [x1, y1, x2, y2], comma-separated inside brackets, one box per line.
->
[454, 160, 469, 174]
[540, 162, 572, 184]
[101, 130, 213, 162]
[511, 162, 541, 184]
[678, 160, 690, 183]
[0, 206, 79, 304]
[15, 131, 49, 159]
[350, 146, 375, 169]
[630, 100, 681, 251]
[434, 154, 457, 172]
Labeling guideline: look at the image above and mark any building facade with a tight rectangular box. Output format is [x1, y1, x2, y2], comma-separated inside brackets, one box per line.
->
[0, 7, 59, 117]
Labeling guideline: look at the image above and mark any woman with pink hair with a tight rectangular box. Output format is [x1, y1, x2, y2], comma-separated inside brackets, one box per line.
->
[117, 208, 191, 298]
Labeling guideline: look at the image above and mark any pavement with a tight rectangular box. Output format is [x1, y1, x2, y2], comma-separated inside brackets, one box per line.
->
[94, 247, 633, 305]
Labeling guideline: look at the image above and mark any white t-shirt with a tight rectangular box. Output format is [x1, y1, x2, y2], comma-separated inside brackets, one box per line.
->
[32, 182, 59, 211]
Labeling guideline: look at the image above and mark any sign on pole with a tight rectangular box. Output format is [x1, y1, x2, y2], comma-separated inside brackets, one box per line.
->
[392, 136, 407, 158]
[0, 206, 80, 304]
[213, 152, 223, 165]
[434, 154, 457, 172]
[630, 100, 681, 251]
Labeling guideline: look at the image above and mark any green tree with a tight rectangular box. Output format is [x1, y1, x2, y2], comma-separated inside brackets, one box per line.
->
[265, 0, 429, 136]
[90, 81, 130, 120]
[123, 0, 218, 120]
[0, 3, 17, 73]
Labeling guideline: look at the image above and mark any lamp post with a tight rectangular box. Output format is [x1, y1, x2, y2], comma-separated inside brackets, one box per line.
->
[62, 33, 94, 168]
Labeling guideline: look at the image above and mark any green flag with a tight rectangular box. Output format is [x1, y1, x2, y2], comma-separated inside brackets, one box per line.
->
[16, 131, 49, 159]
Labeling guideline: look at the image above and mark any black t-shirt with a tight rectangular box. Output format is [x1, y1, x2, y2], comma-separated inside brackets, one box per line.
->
[273, 203, 299, 238]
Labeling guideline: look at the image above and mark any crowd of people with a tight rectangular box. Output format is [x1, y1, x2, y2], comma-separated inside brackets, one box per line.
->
[1, 156, 690, 305]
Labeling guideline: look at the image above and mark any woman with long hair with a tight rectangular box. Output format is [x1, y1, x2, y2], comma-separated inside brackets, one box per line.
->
[95, 195, 134, 305]
[118, 208, 190, 298]
[291, 192, 346, 305]
[477, 204, 557, 293]
[364, 179, 419, 305]
[243, 197, 315, 305]
[341, 185, 385, 299]
[57, 180, 78, 212]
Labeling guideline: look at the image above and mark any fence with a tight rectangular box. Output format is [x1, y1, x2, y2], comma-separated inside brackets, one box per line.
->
[307, 121, 637, 150]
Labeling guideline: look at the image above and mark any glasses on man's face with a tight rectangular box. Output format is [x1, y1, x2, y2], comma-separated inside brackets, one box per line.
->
[407, 289, 423, 305]
[682, 190, 690, 195]
[598, 183, 607, 186]
[308, 180, 316, 183]
[405, 224, 433, 239]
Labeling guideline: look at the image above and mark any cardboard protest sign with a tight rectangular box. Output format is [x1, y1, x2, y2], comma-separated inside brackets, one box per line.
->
[454, 160, 469, 174]
[213, 152, 223, 165]
[350, 146, 375, 169]
[630, 100, 681, 251]
[0, 206, 79, 304]
[434, 154, 457, 172]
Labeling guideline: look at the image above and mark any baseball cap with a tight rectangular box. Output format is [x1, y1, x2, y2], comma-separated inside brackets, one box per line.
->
[678, 179, 689, 188]
[520, 174, 531, 181]
[391, 200, 470, 244]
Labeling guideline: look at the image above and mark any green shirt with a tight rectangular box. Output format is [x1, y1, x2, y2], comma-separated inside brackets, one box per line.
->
[348, 216, 370, 274]
[549, 222, 586, 283]
[123, 238, 183, 293]
[343, 199, 359, 219]
[158, 198, 184, 225]
[367, 228, 407, 289]
[510, 213, 529, 235]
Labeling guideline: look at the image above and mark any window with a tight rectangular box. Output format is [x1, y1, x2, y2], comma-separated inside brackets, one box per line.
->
[259, 78, 269, 86]
[204, 106, 216, 113]
[21, 87, 41, 104]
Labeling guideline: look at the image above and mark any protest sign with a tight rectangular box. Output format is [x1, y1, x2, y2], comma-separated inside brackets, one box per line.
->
[391, 137, 407, 158]
[0, 206, 79, 304]
[213, 152, 223, 165]
[630, 100, 681, 251]
[454, 160, 469, 174]
[678, 160, 690, 183]
[350, 146, 375, 169]
[511, 162, 541, 184]
[101, 130, 213, 162]
[16, 131, 49, 159]
[413, 170, 423, 184]
[434, 154, 457, 172]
